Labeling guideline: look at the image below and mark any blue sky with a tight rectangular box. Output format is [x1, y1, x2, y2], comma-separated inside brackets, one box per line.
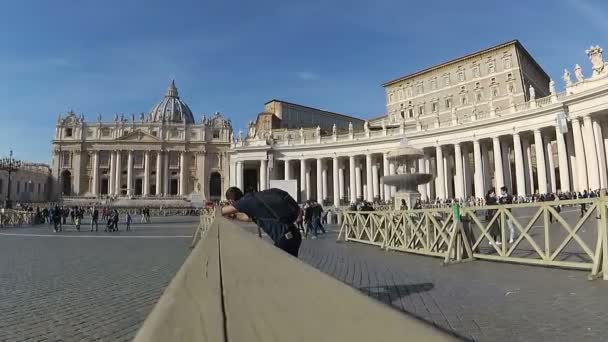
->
[1, 0, 608, 163]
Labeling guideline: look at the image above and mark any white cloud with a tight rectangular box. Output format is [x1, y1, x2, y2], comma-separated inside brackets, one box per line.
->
[296, 71, 320, 81]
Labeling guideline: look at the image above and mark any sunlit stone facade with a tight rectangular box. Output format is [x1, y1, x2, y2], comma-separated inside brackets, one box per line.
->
[230, 40, 608, 205]
[51, 81, 232, 203]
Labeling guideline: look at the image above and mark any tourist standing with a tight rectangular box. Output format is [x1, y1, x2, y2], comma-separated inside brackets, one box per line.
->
[126, 212, 132, 231]
[91, 208, 99, 232]
[498, 186, 515, 244]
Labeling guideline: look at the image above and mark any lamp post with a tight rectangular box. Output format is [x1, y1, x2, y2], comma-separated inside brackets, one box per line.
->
[0, 150, 23, 209]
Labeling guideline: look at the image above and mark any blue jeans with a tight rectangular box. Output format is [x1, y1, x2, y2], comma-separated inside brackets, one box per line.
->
[312, 217, 325, 236]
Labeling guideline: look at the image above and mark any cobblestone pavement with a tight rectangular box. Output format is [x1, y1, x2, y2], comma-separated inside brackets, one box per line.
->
[297, 226, 608, 342]
[0, 217, 196, 342]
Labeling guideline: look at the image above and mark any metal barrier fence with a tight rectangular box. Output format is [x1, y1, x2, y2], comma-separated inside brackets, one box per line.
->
[338, 198, 608, 280]
[0, 210, 37, 228]
[190, 208, 216, 248]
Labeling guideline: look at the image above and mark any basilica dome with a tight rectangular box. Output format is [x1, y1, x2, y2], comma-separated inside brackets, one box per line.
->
[150, 81, 195, 124]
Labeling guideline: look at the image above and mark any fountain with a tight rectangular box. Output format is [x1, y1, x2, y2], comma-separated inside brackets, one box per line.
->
[383, 139, 433, 209]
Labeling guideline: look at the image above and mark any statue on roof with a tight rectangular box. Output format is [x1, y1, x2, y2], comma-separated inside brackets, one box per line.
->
[574, 64, 584, 82]
[299, 127, 304, 139]
[529, 85, 536, 100]
[586, 45, 606, 76]
[549, 79, 556, 95]
[332, 123, 337, 136]
[97, 113, 102, 122]
[563, 69, 573, 87]
[348, 122, 353, 134]
[316, 125, 321, 136]
[363, 120, 369, 133]
[139, 113, 145, 122]
[114, 113, 119, 122]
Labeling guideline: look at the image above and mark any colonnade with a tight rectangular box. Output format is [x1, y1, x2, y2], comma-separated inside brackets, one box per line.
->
[233, 114, 608, 205]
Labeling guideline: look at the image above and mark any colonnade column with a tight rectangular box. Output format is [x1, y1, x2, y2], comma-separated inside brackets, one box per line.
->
[389, 161, 396, 199]
[355, 162, 362, 200]
[372, 162, 379, 200]
[332, 157, 339, 207]
[454, 143, 464, 199]
[555, 127, 570, 192]
[179, 152, 186, 196]
[435, 146, 445, 199]
[492, 137, 504, 190]
[545, 137, 557, 193]
[338, 162, 345, 202]
[284, 160, 291, 180]
[260, 159, 268, 191]
[365, 154, 373, 202]
[163, 152, 169, 196]
[462, 146, 473, 198]
[473, 140, 485, 198]
[115, 150, 122, 195]
[91, 151, 99, 196]
[156, 151, 163, 196]
[501, 141, 512, 191]
[523, 138, 535, 194]
[418, 157, 428, 200]
[349, 156, 356, 203]
[314, 158, 322, 201]
[512, 133, 526, 197]
[321, 163, 328, 201]
[236, 161, 244, 191]
[382, 153, 390, 201]
[582, 115, 600, 190]
[566, 130, 578, 192]
[534, 130, 548, 194]
[143, 151, 150, 196]
[305, 165, 311, 201]
[571, 117, 588, 191]
[300, 159, 307, 202]
[593, 120, 607, 189]
[127, 150, 134, 196]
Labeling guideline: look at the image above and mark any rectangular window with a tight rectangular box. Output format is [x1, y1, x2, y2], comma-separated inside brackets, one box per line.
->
[445, 98, 452, 108]
[408, 108, 414, 118]
[418, 106, 424, 116]
[101, 128, 111, 137]
[213, 130, 220, 139]
[432, 102, 438, 112]
[61, 151, 70, 168]
[65, 128, 73, 137]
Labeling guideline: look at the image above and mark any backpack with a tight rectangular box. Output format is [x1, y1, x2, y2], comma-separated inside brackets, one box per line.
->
[253, 189, 300, 224]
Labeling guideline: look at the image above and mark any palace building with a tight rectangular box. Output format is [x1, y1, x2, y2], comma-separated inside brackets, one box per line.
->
[52, 40, 608, 206]
[230, 40, 608, 205]
[51, 81, 232, 204]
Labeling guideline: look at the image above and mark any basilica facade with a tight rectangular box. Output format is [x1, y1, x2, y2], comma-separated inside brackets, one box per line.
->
[51, 81, 232, 203]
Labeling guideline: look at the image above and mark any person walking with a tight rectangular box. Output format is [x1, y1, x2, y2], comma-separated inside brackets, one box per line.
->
[221, 187, 302, 257]
[52, 206, 62, 233]
[126, 212, 132, 231]
[485, 189, 499, 245]
[499, 186, 515, 244]
[91, 207, 99, 232]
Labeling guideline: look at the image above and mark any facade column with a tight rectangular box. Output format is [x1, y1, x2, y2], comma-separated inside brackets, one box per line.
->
[332, 157, 340, 207]
[492, 137, 504, 190]
[127, 150, 134, 196]
[284, 160, 291, 180]
[338, 163, 345, 202]
[143, 151, 150, 196]
[115, 150, 122, 195]
[109, 151, 116, 196]
[513, 133, 526, 197]
[473, 140, 485, 198]
[593, 120, 607, 189]
[155, 151, 163, 196]
[582, 115, 600, 190]
[300, 159, 307, 202]
[418, 157, 428, 200]
[555, 127, 571, 192]
[260, 159, 268, 191]
[571, 117, 588, 191]
[236, 161, 244, 191]
[365, 154, 373, 202]
[435, 146, 445, 199]
[423, 155, 431, 199]
[545, 137, 557, 193]
[163, 152, 169, 196]
[454, 143, 464, 200]
[523, 138, 535, 194]
[481, 144, 491, 191]
[349, 156, 356, 203]
[372, 162, 379, 200]
[91, 151, 99, 196]
[566, 130, 578, 192]
[534, 130, 548, 194]
[179, 151, 186, 196]
[355, 162, 362, 200]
